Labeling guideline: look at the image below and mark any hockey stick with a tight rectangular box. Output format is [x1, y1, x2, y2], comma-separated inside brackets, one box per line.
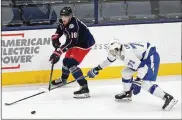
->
[48, 48, 57, 91]
[48, 63, 54, 91]
[4, 75, 88, 106]
[5, 62, 55, 106]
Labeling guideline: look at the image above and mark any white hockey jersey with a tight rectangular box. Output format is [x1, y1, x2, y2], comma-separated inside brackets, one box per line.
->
[99, 42, 156, 71]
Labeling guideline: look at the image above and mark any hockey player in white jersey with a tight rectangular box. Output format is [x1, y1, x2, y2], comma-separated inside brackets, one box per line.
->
[87, 40, 178, 111]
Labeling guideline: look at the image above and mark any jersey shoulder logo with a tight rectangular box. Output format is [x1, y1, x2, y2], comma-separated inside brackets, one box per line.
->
[69, 24, 74, 29]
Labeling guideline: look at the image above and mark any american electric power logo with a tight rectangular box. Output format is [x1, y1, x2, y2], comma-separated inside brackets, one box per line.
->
[2, 33, 51, 70]
[2, 33, 108, 70]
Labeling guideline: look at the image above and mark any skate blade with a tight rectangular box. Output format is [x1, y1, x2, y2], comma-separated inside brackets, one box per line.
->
[115, 97, 132, 102]
[164, 98, 178, 111]
[74, 93, 90, 99]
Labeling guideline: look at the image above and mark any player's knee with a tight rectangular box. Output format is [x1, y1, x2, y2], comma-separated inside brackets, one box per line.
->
[65, 58, 82, 78]
[142, 81, 152, 90]
[62, 65, 69, 71]
[63, 58, 79, 69]
[121, 70, 133, 79]
[69, 65, 79, 73]
[63, 58, 68, 67]
[69, 65, 87, 86]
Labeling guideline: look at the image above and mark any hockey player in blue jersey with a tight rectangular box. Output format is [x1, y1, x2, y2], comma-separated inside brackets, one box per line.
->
[87, 39, 178, 110]
[49, 7, 95, 98]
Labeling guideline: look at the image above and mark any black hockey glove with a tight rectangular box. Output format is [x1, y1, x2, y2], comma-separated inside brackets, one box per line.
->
[87, 66, 102, 78]
[52, 34, 61, 48]
[49, 49, 63, 64]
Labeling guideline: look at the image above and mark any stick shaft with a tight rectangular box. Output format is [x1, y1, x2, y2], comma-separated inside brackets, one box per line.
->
[5, 76, 88, 106]
[48, 63, 54, 91]
[5, 91, 45, 105]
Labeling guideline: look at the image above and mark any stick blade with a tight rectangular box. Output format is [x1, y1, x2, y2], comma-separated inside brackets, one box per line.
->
[5, 103, 12, 106]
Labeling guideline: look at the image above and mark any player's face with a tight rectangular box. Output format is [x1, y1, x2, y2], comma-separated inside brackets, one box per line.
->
[61, 15, 71, 25]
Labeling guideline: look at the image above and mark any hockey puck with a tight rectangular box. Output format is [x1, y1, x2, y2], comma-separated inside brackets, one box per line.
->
[31, 111, 36, 114]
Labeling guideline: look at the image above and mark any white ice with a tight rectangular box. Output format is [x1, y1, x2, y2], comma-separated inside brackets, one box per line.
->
[2, 75, 182, 119]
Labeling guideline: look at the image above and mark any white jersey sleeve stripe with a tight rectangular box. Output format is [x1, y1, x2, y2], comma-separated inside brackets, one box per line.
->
[150, 55, 154, 73]
[143, 44, 154, 60]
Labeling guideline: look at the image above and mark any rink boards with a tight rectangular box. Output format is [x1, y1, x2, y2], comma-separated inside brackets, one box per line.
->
[1, 22, 182, 85]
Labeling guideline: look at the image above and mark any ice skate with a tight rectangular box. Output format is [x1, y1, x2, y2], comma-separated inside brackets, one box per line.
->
[162, 93, 178, 111]
[74, 85, 90, 98]
[115, 91, 132, 101]
[51, 78, 67, 86]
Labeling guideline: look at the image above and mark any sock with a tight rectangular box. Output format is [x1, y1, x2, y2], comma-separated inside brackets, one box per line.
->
[149, 85, 165, 99]
[142, 81, 165, 99]
[70, 66, 87, 86]
[122, 78, 133, 91]
[61, 65, 70, 81]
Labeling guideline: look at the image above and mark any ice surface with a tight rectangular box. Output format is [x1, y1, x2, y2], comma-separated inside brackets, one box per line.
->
[2, 75, 182, 119]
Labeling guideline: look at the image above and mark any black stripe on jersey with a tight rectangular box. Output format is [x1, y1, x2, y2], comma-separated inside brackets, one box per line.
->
[65, 29, 70, 39]
[107, 57, 116, 62]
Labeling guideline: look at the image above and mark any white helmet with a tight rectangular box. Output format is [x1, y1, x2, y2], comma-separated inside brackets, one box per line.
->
[107, 39, 121, 56]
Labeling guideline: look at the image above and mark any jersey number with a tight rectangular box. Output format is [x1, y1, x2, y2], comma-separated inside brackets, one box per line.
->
[127, 60, 135, 68]
[71, 32, 77, 38]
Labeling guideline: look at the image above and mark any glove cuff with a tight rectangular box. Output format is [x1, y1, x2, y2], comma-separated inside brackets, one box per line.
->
[52, 34, 60, 40]
[134, 77, 142, 85]
[95, 65, 103, 71]
[53, 51, 62, 56]
[136, 77, 141, 80]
